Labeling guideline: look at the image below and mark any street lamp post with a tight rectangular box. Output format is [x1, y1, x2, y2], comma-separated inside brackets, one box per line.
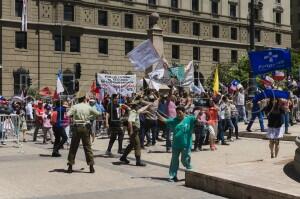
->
[248, 0, 256, 98]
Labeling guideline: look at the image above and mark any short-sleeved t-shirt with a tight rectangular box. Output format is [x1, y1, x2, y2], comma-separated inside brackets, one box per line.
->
[166, 115, 196, 149]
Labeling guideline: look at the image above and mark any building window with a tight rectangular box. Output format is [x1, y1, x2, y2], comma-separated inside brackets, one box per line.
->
[125, 40, 134, 55]
[15, 0, 23, 17]
[192, 0, 199, 11]
[231, 27, 237, 40]
[212, 1, 218, 15]
[212, 25, 219, 38]
[275, 12, 281, 24]
[231, 50, 238, 63]
[171, 20, 180, 34]
[229, 4, 237, 17]
[171, 0, 178, 8]
[172, 45, 180, 59]
[275, 33, 281, 45]
[193, 47, 200, 61]
[193, 23, 200, 36]
[13, 68, 30, 95]
[54, 35, 65, 51]
[64, 5, 74, 21]
[255, 30, 261, 42]
[62, 70, 75, 95]
[125, 14, 134, 29]
[15, 31, 27, 49]
[213, 48, 219, 62]
[70, 36, 80, 52]
[99, 38, 108, 54]
[98, 10, 108, 26]
[148, 0, 156, 5]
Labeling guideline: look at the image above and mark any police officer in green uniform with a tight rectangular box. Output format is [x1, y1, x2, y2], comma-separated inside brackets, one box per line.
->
[67, 91, 101, 173]
[119, 101, 149, 166]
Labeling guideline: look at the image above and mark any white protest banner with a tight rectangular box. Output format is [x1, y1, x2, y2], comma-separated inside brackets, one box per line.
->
[128, 39, 160, 71]
[97, 74, 136, 96]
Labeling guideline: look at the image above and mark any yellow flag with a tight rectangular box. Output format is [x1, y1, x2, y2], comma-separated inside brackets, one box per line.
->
[213, 67, 219, 95]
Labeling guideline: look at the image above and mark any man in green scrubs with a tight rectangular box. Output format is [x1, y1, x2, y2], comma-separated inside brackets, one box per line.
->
[158, 106, 196, 182]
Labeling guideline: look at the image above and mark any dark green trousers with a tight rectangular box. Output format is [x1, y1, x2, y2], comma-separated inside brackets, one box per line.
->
[68, 126, 94, 166]
[123, 127, 141, 158]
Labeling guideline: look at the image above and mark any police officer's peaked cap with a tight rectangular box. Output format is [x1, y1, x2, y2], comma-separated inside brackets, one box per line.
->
[75, 90, 87, 99]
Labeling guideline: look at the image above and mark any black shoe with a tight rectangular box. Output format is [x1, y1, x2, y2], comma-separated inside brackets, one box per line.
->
[52, 152, 61, 157]
[221, 142, 230, 146]
[136, 161, 146, 167]
[118, 149, 124, 154]
[90, 165, 95, 173]
[246, 128, 252, 132]
[146, 142, 151, 147]
[285, 132, 291, 135]
[120, 157, 130, 164]
[67, 164, 73, 173]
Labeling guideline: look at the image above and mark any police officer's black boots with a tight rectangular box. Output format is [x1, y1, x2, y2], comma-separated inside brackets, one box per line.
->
[136, 156, 146, 167]
[67, 164, 72, 173]
[90, 165, 95, 173]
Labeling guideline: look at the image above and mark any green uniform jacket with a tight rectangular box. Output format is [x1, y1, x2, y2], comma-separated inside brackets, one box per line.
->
[67, 103, 100, 123]
[166, 115, 196, 150]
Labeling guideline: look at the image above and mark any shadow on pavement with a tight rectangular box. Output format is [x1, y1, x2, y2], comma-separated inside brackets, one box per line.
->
[112, 161, 136, 167]
[49, 168, 89, 174]
[94, 154, 118, 158]
[148, 150, 170, 154]
[131, 176, 185, 182]
[39, 154, 52, 157]
[283, 161, 300, 183]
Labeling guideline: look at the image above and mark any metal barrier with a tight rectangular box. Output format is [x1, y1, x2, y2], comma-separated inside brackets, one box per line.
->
[0, 114, 22, 150]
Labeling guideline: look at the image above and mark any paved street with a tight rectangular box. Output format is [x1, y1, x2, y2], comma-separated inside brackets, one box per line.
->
[0, 135, 225, 199]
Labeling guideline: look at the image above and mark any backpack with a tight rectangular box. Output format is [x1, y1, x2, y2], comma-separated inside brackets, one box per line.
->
[50, 111, 57, 125]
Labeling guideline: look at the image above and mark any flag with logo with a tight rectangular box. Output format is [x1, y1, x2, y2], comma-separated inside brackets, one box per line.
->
[249, 49, 291, 76]
[22, 0, 28, 32]
[128, 39, 160, 71]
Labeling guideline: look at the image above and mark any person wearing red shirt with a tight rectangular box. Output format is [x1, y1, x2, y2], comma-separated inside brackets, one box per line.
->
[33, 101, 44, 142]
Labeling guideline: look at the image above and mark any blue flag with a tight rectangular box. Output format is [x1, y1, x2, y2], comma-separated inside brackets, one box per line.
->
[252, 89, 289, 104]
[249, 49, 291, 76]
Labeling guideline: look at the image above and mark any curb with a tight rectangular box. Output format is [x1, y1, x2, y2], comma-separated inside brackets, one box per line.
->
[185, 170, 299, 199]
[239, 131, 297, 141]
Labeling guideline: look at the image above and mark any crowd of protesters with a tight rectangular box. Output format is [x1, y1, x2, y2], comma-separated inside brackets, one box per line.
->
[0, 85, 299, 181]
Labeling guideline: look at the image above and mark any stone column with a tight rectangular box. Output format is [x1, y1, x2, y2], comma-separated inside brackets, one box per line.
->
[146, 13, 164, 74]
[294, 136, 300, 174]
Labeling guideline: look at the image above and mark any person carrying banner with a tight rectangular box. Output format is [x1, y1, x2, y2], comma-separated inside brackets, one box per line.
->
[67, 91, 101, 173]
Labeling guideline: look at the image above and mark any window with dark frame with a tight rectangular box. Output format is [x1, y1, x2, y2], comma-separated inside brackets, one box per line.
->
[193, 23, 200, 36]
[255, 29, 261, 42]
[211, 1, 218, 15]
[172, 20, 180, 34]
[99, 38, 108, 54]
[275, 12, 281, 24]
[193, 47, 200, 61]
[70, 36, 80, 52]
[125, 40, 134, 55]
[213, 48, 219, 62]
[171, 0, 178, 8]
[229, 4, 237, 17]
[172, 45, 180, 59]
[98, 10, 108, 26]
[64, 5, 74, 21]
[275, 33, 281, 45]
[231, 50, 238, 63]
[212, 25, 219, 38]
[192, 0, 199, 11]
[125, 14, 134, 29]
[54, 35, 65, 51]
[15, 31, 27, 49]
[15, 0, 23, 17]
[148, 0, 156, 5]
[231, 27, 237, 40]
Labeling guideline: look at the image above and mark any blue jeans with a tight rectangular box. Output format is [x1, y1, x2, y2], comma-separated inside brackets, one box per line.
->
[194, 125, 206, 149]
[217, 120, 225, 142]
[246, 111, 265, 131]
[165, 128, 172, 150]
[283, 113, 289, 133]
[231, 116, 239, 138]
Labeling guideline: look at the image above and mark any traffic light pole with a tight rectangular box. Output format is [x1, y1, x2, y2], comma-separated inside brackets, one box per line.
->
[248, 0, 256, 98]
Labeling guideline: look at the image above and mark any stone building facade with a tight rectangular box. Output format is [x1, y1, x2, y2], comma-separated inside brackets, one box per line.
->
[0, 0, 291, 97]
[291, 0, 300, 50]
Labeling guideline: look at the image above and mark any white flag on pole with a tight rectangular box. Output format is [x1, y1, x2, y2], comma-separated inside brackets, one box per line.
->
[181, 60, 194, 87]
[56, 72, 64, 94]
[21, 0, 28, 32]
[106, 84, 117, 95]
[128, 39, 160, 71]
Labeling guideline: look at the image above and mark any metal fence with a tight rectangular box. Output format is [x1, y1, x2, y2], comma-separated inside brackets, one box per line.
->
[0, 114, 22, 148]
